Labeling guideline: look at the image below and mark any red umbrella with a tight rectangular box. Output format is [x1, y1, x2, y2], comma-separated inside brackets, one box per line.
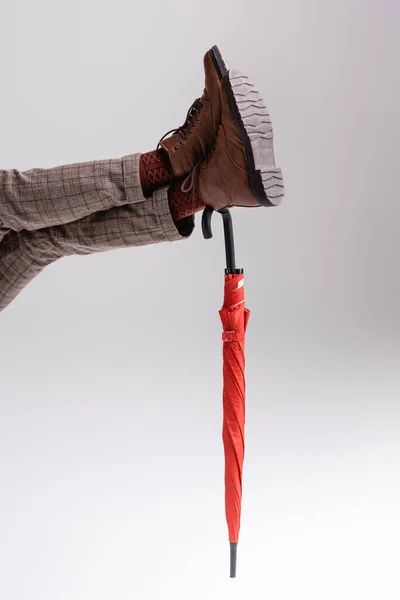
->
[202, 206, 250, 578]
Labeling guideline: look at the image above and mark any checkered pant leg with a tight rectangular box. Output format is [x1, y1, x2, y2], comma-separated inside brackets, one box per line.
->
[0, 154, 144, 232]
[0, 186, 193, 312]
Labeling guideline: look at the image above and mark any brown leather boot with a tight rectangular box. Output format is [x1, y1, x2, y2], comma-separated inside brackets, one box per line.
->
[196, 68, 284, 210]
[158, 45, 227, 178]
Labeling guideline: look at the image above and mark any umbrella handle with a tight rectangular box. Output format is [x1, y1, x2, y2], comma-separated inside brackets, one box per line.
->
[201, 206, 243, 274]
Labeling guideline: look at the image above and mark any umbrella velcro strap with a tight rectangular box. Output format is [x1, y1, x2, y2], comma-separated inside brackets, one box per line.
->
[222, 331, 244, 343]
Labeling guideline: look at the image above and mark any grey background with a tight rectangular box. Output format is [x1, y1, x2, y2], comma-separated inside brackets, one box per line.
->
[1, 0, 399, 598]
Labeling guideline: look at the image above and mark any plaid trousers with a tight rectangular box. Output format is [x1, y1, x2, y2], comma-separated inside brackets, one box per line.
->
[0, 153, 192, 311]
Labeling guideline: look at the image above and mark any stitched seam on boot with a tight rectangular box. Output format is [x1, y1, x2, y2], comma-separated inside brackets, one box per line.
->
[221, 126, 247, 173]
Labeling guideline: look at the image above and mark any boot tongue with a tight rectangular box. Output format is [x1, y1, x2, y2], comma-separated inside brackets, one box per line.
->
[202, 50, 223, 130]
[201, 84, 210, 103]
[203, 55, 218, 103]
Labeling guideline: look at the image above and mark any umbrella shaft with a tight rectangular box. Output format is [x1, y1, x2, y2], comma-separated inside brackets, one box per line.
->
[221, 210, 236, 271]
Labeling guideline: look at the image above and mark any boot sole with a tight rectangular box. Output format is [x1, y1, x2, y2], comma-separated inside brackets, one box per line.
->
[223, 69, 284, 207]
[210, 45, 228, 80]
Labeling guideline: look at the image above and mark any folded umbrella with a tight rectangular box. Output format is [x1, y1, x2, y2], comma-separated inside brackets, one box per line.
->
[202, 206, 250, 578]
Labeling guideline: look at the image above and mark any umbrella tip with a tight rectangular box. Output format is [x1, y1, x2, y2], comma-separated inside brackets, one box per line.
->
[230, 542, 238, 578]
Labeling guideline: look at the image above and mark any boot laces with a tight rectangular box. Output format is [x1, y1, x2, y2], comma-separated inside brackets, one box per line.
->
[157, 98, 203, 150]
[180, 137, 217, 214]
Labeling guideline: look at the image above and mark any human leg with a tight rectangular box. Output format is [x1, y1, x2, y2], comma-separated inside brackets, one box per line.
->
[0, 185, 192, 312]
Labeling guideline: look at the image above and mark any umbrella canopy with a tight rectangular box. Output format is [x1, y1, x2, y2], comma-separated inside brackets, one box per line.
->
[220, 272, 250, 577]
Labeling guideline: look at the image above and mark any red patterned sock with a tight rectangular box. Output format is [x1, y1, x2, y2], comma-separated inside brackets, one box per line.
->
[139, 149, 174, 197]
[168, 180, 206, 222]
